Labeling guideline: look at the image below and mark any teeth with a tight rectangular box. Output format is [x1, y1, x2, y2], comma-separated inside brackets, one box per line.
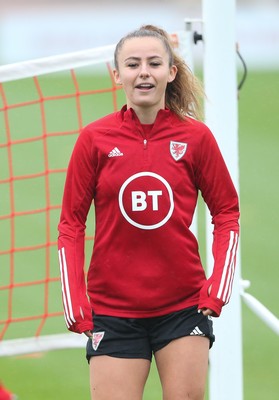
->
[137, 84, 153, 88]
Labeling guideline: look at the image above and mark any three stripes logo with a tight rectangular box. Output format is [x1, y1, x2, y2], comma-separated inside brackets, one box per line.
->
[216, 230, 239, 304]
[190, 326, 205, 336]
[108, 147, 123, 157]
[58, 247, 76, 329]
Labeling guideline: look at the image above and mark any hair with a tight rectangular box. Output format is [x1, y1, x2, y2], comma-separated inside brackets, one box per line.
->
[114, 24, 204, 120]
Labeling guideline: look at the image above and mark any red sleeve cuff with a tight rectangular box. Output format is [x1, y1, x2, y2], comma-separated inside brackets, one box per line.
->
[198, 278, 224, 317]
[198, 297, 223, 317]
[68, 320, 93, 334]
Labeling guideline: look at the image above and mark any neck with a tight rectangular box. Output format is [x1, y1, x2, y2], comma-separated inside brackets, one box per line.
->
[128, 105, 161, 124]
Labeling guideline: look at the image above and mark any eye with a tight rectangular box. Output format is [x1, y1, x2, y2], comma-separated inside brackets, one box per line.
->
[126, 62, 138, 68]
[150, 61, 162, 67]
[149, 58, 163, 68]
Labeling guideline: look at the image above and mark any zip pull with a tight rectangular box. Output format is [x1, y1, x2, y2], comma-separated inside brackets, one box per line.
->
[143, 139, 147, 149]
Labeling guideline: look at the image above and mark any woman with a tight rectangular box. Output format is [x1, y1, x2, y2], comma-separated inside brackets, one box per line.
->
[58, 25, 239, 400]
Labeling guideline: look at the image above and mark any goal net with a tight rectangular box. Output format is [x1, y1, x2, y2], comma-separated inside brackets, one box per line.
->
[0, 31, 194, 356]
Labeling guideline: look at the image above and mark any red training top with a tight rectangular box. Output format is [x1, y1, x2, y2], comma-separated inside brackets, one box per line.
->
[58, 106, 240, 334]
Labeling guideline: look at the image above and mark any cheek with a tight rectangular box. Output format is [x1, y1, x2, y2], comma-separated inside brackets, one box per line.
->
[121, 79, 131, 91]
[158, 75, 171, 91]
[121, 75, 136, 91]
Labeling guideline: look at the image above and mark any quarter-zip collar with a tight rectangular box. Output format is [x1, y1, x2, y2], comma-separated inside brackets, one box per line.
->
[119, 105, 174, 139]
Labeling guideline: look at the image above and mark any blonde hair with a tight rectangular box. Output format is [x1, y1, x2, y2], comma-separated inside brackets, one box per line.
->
[114, 24, 204, 120]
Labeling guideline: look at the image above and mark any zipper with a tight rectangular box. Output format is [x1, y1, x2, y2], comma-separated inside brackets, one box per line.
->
[143, 139, 147, 149]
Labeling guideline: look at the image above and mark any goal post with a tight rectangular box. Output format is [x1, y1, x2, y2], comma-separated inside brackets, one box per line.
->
[0, 45, 116, 83]
[202, 1, 243, 399]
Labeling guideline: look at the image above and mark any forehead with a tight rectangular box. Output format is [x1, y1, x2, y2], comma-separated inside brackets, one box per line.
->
[118, 36, 169, 60]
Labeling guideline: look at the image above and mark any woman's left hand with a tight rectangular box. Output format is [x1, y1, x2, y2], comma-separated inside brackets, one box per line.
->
[199, 308, 213, 316]
[198, 283, 214, 316]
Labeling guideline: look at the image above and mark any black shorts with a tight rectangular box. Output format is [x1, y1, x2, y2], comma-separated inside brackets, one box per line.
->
[86, 306, 215, 362]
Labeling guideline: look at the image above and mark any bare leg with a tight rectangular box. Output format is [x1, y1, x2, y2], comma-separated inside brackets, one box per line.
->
[89, 356, 151, 400]
[154, 336, 209, 400]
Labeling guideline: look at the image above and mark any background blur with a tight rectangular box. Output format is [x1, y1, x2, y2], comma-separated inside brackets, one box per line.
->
[0, 1, 278, 399]
[0, 0, 279, 69]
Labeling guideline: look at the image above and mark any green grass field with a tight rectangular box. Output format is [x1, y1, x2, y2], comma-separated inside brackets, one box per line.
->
[0, 69, 278, 399]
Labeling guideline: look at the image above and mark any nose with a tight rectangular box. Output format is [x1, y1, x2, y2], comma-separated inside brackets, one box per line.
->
[139, 64, 150, 78]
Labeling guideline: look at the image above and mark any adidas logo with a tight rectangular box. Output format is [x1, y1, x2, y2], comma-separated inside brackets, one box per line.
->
[108, 147, 123, 157]
[190, 326, 205, 336]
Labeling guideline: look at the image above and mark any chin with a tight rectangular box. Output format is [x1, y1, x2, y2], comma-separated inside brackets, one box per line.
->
[134, 99, 160, 108]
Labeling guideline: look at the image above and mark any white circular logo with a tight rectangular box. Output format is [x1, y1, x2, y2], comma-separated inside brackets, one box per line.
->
[118, 172, 174, 230]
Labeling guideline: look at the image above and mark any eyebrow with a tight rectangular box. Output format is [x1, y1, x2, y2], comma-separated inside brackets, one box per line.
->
[124, 56, 163, 62]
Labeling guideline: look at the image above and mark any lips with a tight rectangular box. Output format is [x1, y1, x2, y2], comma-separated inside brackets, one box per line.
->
[135, 83, 155, 90]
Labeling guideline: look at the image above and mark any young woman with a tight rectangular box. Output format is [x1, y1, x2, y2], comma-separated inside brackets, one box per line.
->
[58, 25, 239, 400]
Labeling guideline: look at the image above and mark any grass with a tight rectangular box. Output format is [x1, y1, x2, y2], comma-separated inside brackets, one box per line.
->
[238, 70, 279, 399]
[0, 69, 279, 399]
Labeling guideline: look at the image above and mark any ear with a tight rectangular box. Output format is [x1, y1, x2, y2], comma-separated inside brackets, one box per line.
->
[168, 65, 178, 83]
[113, 69, 122, 85]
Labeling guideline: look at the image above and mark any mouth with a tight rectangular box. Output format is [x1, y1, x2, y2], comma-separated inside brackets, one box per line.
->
[135, 83, 155, 91]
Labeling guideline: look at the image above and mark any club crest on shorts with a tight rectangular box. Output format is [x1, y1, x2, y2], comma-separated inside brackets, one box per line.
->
[92, 331, 105, 351]
[170, 141, 187, 161]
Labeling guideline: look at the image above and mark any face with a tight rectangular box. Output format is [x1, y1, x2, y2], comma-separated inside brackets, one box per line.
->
[113, 37, 177, 117]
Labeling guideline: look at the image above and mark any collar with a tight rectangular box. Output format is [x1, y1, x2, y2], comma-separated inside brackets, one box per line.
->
[120, 105, 174, 128]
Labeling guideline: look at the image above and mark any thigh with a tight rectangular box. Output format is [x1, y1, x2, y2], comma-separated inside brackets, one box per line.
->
[89, 355, 150, 400]
[154, 336, 209, 400]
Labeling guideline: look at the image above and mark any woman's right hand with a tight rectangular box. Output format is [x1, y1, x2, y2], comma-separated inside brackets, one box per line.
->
[83, 330, 93, 338]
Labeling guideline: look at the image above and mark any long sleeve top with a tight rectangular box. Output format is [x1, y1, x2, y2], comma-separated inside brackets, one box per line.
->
[58, 106, 240, 334]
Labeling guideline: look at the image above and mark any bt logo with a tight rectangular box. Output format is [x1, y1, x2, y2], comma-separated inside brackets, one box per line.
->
[131, 190, 162, 211]
[118, 172, 174, 230]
